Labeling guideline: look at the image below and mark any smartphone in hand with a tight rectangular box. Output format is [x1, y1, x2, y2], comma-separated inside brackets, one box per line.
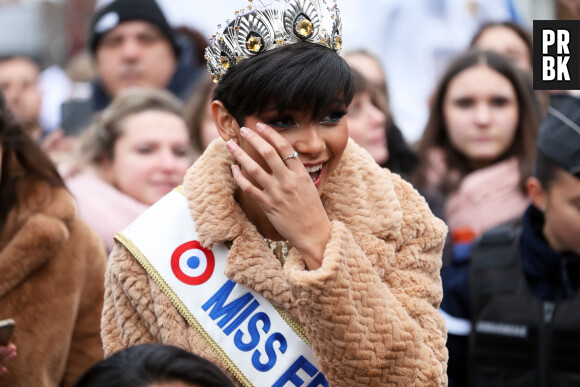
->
[0, 319, 15, 346]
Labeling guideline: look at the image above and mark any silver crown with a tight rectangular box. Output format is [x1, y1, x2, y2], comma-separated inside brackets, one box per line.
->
[205, 0, 342, 83]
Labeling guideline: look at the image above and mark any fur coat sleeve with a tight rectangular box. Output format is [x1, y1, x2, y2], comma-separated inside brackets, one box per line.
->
[0, 183, 107, 387]
[102, 140, 448, 386]
[284, 174, 448, 385]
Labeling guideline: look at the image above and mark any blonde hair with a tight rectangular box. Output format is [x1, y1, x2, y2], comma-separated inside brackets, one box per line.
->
[77, 88, 186, 166]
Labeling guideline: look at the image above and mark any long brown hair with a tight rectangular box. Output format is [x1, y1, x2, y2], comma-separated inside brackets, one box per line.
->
[0, 92, 64, 234]
[412, 49, 539, 196]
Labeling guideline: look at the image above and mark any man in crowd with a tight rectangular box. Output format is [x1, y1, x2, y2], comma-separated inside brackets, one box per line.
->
[61, 0, 199, 134]
[0, 56, 43, 140]
[468, 93, 580, 386]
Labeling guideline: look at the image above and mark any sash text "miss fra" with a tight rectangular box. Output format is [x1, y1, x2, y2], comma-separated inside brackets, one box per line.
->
[202, 280, 328, 386]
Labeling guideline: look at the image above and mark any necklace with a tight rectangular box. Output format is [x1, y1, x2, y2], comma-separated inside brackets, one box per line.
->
[264, 238, 292, 266]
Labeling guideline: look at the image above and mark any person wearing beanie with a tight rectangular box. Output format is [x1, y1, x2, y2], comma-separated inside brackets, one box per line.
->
[60, 0, 201, 135]
[465, 93, 580, 386]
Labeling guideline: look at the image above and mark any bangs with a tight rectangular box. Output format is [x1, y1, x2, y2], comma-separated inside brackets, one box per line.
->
[214, 42, 354, 125]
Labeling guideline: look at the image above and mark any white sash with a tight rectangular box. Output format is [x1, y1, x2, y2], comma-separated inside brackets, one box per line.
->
[116, 188, 328, 387]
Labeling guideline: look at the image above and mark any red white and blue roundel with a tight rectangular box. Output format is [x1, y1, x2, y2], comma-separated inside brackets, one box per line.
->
[171, 241, 215, 285]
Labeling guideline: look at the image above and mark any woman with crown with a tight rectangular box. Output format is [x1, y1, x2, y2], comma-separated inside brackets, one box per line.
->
[101, 1, 448, 385]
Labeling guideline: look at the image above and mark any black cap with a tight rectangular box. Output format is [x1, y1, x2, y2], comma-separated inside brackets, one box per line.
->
[538, 94, 580, 177]
[89, 0, 180, 58]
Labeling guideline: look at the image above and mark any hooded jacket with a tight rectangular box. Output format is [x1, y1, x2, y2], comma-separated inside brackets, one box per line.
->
[0, 180, 107, 386]
[102, 140, 448, 386]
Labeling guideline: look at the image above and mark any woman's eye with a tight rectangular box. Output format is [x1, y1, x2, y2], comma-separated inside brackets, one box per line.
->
[491, 97, 509, 107]
[267, 118, 295, 129]
[322, 111, 347, 124]
[173, 148, 190, 157]
[455, 98, 474, 108]
[136, 146, 153, 154]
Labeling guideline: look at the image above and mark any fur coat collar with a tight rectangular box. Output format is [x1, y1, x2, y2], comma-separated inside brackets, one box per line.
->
[184, 139, 405, 315]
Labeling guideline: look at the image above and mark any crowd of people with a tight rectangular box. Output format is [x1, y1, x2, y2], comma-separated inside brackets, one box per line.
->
[0, 0, 579, 386]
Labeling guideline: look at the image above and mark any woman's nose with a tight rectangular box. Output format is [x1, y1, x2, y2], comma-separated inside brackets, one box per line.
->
[294, 124, 326, 156]
[474, 103, 491, 126]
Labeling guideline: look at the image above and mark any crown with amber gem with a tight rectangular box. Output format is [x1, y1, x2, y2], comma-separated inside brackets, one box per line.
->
[205, 0, 343, 83]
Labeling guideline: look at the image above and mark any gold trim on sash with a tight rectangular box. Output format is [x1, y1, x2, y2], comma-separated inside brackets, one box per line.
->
[175, 185, 186, 195]
[274, 307, 312, 347]
[114, 232, 253, 387]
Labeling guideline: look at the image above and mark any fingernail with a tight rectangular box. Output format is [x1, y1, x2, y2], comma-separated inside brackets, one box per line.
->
[225, 139, 236, 151]
[256, 122, 266, 131]
[231, 164, 240, 175]
[240, 127, 249, 136]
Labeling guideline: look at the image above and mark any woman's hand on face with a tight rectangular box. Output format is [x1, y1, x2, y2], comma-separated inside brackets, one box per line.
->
[0, 343, 17, 375]
[226, 123, 331, 270]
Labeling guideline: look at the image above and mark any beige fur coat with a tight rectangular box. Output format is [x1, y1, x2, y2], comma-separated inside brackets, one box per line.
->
[102, 140, 448, 386]
[0, 181, 107, 386]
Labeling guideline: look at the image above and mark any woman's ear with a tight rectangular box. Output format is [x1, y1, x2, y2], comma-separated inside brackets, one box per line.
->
[211, 101, 239, 142]
[526, 176, 547, 212]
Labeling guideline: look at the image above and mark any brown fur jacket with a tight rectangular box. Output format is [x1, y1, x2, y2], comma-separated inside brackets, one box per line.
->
[102, 140, 448, 386]
[0, 180, 107, 386]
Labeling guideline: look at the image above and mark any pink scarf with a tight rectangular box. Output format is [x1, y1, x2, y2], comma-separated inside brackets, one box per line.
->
[445, 158, 530, 235]
[66, 169, 149, 252]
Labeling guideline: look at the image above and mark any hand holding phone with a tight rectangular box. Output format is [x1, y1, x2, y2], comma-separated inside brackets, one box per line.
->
[0, 320, 16, 375]
[0, 319, 15, 346]
[0, 343, 17, 375]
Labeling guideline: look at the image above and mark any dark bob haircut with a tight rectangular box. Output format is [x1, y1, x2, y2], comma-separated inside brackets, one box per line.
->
[213, 41, 354, 126]
[72, 343, 234, 387]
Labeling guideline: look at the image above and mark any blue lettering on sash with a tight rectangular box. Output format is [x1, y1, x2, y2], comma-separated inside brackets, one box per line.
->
[235, 312, 270, 351]
[202, 280, 293, 374]
[223, 299, 260, 335]
[273, 355, 328, 387]
[253, 332, 287, 372]
[202, 280, 253, 328]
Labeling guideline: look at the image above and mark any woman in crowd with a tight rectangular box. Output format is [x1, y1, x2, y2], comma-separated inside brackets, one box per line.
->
[344, 68, 389, 167]
[184, 73, 220, 157]
[344, 50, 418, 177]
[470, 21, 533, 73]
[414, 49, 538, 237]
[412, 49, 540, 386]
[73, 343, 234, 387]
[101, 1, 448, 385]
[470, 21, 550, 117]
[66, 88, 194, 251]
[0, 91, 106, 386]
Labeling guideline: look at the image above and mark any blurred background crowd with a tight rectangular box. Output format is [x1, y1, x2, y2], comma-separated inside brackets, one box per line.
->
[0, 0, 568, 142]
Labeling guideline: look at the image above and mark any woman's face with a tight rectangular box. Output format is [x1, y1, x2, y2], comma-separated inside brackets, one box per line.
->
[443, 65, 519, 169]
[346, 91, 388, 165]
[473, 26, 532, 72]
[242, 106, 349, 196]
[104, 110, 192, 205]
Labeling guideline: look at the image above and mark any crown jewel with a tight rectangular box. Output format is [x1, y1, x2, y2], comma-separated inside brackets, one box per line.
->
[205, 0, 343, 83]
